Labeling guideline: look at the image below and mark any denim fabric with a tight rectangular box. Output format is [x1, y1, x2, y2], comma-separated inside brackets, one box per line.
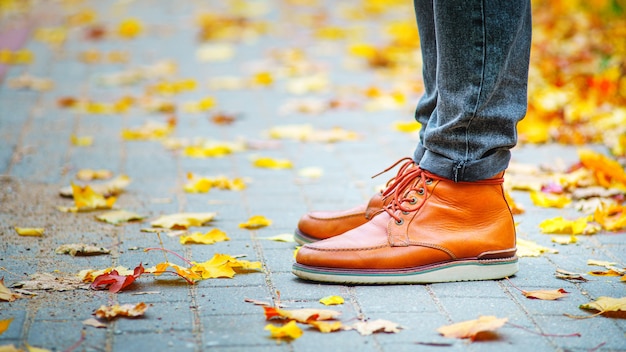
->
[412, 0, 532, 182]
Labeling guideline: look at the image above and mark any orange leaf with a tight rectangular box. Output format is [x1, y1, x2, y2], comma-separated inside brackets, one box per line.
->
[523, 288, 568, 300]
[94, 302, 148, 320]
[437, 316, 508, 341]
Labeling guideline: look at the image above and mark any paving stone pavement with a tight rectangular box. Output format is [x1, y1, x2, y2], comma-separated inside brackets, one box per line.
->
[0, 1, 625, 351]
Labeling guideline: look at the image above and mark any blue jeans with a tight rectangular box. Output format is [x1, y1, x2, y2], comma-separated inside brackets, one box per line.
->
[412, 0, 532, 182]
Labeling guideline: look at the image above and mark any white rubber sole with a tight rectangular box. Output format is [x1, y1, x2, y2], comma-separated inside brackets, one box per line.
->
[292, 257, 518, 284]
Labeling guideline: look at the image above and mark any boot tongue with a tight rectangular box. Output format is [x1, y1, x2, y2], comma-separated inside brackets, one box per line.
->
[365, 192, 383, 219]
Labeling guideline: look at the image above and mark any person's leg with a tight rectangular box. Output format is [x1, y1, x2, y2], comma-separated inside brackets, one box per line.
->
[293, 0, 532, 283]
[414, 0, 532, 182]
[293, 2, 439, 245]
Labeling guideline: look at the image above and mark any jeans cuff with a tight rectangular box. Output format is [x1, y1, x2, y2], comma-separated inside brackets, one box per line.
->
[414, 148, 511, 182]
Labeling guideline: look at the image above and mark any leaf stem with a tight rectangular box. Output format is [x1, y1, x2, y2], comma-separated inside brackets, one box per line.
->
[144, 247, 192, 266]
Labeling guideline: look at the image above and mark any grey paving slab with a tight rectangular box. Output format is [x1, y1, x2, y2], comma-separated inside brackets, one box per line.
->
[1, 0, 625, 351]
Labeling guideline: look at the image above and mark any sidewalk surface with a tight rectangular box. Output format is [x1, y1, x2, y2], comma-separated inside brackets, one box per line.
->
[1, 1, 625, 351]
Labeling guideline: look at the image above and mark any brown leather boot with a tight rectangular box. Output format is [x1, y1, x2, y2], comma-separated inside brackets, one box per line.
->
[294, 158, 417, 245]
[293, 167, 518, 284]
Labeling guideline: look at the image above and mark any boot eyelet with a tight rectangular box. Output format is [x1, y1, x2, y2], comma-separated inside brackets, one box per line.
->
[395, 219, 404, 225]
[425, 179, 433, 185]
[402, 211, 409, 215]
[417, 188, 425, 195]
[409, 197, 417, 204]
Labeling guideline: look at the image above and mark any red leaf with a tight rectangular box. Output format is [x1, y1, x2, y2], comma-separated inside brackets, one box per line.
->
[91, 263, 144, 293]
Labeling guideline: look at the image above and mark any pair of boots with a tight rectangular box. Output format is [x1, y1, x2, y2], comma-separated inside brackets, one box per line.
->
[293, 158, 518, 284]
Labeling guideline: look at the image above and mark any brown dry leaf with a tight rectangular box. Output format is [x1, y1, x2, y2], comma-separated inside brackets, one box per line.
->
[437, 316, 508, 341]
[150, 212, 217, 229]
[55, 244, 111, 256]
[94, 302, 148, 320]
[11, 273, 87, 291]
[555, 269, 588, 282]
[0, 278, 22, 302]
[348, 319, 403, 336]
[523, 288, 568, 300]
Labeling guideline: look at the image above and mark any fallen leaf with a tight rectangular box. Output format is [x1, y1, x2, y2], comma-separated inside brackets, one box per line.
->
[550, 235, 578, 245]
[179, 229, 229, 245]
[121, 120, 174, 140]
[0, 344, 21, 352]
[523, 288, 569, 300]
[11, 273, 87, 291]
[59, 175, 131, 198]
[239, 215, 272, 229]
[0, 278, 21, 302]
[349, 319, 403, 336]
[94, 302, 148, 320]
[252, 157, 293, 169]
[96, 210, 145, 225]
[183, 174, 246, 193]
[0, 318, 13, 335]
[209, 112, 238, 125]
[263, 306, 341, 323]
[260, 234, 295, 242]
[516, 238, 558, 257]
[437, 316, 508, 341]
[580, 296, 626, 315]
[79, 266, 132, 283]
[530, 191, 571, 208]
[319, 295, 344, 306]
[393, 120, 421, 133]
[55, 244, 111, 256]
[70, 134, 93, 146]
[309, 320, 343, 333]
[82, 318, 107, 328]
[58, 183, 116, 212]
[555, 269, 588, 282]
[265, 321, 303, 341]
[153, 262, 202, 283]
[191, 254, 262, 279]
[90, 263, 145, 293]
[298, 167, 323, 179]
[196, 43, 235, 62]
[24, 343, 50, 352]
[150, 212, 217, 229]
[117, 18, 143, 39]
[76, 169, 113, 181]
[539, 216, 593, 235]
[594, 203, 626, 232]
[14, 227, 44, 237]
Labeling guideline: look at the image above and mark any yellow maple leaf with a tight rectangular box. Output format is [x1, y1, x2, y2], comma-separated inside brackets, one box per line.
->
[437, 316, 508, 341]
[239, 215, 272, 229]
[319, 295, 344, 306]
[529, 191, 571, 208]
[179, 229, 229, 245]
[265, 321, 303, 341]
[154, 262, 202, 282]
[252, 157, 293, 169]
[14, 227, 44, 236]
[150, 212, 217, 229]
[191, 253, 262, 279]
